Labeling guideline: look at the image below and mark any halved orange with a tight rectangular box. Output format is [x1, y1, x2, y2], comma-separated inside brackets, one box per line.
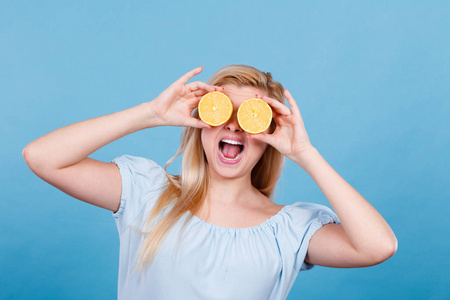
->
[198, 92, 233, 126]
[237, 98, 273, 134]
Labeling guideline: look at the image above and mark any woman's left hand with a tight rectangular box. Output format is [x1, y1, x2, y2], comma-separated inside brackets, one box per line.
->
[249, 89, 315, 162]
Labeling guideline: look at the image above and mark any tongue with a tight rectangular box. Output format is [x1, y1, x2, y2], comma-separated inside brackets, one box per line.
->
[222, 143, 241, 159]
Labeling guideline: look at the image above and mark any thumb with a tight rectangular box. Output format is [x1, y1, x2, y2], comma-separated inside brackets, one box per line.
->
[185, 117, 211, 129]
[248, 132, 275, 146]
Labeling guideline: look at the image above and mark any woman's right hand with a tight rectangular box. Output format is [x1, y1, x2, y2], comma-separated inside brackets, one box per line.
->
[149, 66, 224, 129]
[22, 66, 222, 214]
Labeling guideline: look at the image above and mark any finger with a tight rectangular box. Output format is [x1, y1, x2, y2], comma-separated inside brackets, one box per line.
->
[188, 83, 225, 94]
[190, 85, 225, 99]
[255, 94, 291, 116]
[271, 110, 284, 123]
[192, 89, 210, 97]
[186, 81, 217, 93]
[284, 89, 302, 118]
[176, 67, 204, 85]
[247, 132, 276, 147]
[184, 117, 212, 129]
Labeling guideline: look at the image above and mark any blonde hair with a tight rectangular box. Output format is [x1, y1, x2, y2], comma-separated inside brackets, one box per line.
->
[132, 64, 286, 274]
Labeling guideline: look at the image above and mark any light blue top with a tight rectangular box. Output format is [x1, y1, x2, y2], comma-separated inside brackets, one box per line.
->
[111, 155, 341, 300]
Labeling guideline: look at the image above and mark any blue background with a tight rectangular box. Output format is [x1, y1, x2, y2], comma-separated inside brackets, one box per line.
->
[1, 1, 449, 299]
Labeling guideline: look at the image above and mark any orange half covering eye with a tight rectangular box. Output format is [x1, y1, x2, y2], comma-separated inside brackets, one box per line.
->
[198, 92, 233, 126]
[237, 98, 272, 134]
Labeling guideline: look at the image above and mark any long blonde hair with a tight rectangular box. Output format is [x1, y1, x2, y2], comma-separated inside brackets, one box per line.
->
[132, 64, 286, 274]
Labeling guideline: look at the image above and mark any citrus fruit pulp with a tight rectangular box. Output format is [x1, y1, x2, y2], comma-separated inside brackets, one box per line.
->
[198, 92, 233, 126]
[237, 98, 273, 134]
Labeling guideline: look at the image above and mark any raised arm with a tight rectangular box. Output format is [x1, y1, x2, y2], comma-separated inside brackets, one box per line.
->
[23, 66, 222, 212]
[250, 90, 397, 268]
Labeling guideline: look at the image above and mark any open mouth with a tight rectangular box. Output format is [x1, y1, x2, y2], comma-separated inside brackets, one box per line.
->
[218, 139, 244, 161]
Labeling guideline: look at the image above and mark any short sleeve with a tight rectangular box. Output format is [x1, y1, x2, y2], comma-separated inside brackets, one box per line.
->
[284, 201, 341, 272]
[111, 155, 168, 234]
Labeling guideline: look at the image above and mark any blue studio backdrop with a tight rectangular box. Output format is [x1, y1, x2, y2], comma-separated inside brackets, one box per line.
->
[1, 1, 449, 299]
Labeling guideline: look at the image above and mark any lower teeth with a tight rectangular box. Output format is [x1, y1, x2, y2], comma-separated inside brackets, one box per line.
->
[220, 150, 242, 161]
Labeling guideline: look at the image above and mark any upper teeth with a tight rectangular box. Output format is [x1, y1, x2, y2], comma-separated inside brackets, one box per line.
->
[221, 139, 243, 146]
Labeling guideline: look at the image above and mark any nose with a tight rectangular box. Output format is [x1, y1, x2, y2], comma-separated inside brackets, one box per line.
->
[225, 112, 243, 132]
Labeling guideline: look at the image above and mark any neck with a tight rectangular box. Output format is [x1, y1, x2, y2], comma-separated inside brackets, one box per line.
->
[204, 170, 265, 208]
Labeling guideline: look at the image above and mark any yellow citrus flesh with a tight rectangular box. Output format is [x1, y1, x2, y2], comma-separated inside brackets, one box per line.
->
[237, 98, 273, 134]
[198, 92, 233, 126]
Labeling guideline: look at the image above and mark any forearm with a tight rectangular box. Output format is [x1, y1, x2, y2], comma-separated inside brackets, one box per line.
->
[293, 147, 398, 255]
[23, 101, 161, 171]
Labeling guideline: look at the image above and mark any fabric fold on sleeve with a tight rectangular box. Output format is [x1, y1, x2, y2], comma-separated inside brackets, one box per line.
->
[111, 155, 168, 234]
[282, 201, 341, 272]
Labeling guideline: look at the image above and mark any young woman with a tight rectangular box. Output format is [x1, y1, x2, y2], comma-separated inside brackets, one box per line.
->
[23, 65, 397, 300]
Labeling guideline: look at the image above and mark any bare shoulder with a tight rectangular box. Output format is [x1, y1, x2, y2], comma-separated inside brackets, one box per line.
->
[256, 193, 285, 215]
[262, 202, 285, 216]
[250, 195, 285, 223]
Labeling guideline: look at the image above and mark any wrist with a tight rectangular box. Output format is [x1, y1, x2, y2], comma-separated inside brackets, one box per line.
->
[291, 145, 321, 170]
[134, 101, 165, 130]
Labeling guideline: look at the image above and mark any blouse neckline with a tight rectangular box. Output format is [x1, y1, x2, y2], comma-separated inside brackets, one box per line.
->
[188, 204, 290, 233]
